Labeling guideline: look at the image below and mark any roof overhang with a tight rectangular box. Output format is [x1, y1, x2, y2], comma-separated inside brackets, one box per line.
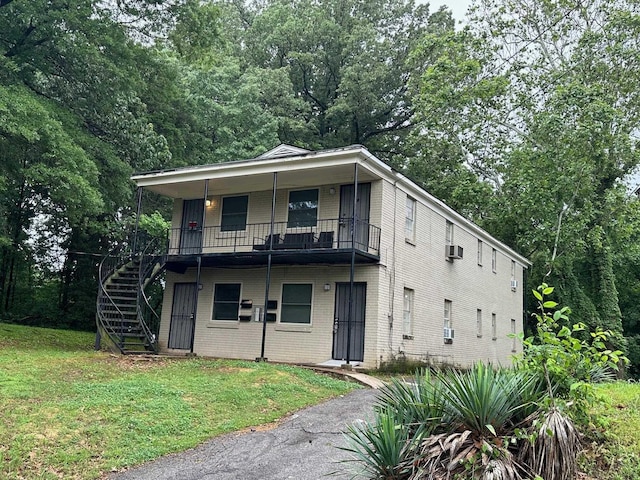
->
[132, 145, 386, 199]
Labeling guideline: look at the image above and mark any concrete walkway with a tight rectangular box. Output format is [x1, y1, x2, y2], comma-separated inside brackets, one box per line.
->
[109, 376, 381, 480]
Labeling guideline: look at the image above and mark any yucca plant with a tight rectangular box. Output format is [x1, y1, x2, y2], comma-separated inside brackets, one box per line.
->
[337, 285, 626, 479]
[403, 364, 544, 479]
[375, 369, 445, 437]
[518, 407, 581, 480]
[339, 408, 419, 480]
[436, 363, 544, 437]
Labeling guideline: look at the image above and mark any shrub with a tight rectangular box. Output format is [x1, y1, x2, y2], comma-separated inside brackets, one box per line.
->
[515, 283, 628, 422]
[338, 284, 628, 480]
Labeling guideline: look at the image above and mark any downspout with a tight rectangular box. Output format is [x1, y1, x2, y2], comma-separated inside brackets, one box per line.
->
[190, 179, 208, 354]
[388, 179, 397, 354]
[259, 172, 277, 361]
[346, 163, 358, 365]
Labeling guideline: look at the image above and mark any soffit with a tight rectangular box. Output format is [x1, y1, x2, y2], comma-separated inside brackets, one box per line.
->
[133, 148, 382, 198]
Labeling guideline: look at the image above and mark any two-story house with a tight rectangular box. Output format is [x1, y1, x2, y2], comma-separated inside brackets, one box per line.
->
[97, 144, 530, 369]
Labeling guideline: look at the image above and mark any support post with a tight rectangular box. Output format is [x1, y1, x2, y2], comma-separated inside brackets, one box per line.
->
[190, 179, 208, 354]
[258, 172, 278, 362]
[346, 163, 358, 365]
[94, 328, 101, 351]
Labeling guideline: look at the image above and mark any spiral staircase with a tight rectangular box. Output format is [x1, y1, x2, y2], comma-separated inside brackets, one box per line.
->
[96, 239, 166, 354]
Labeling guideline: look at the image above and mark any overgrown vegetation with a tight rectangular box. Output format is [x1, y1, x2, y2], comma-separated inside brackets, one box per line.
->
[0, 323, 357, 479]
[339, 286, 632, 479]
[3, 1, 640, 371]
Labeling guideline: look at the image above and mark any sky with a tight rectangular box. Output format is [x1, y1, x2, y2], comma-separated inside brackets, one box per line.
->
[422, 0, 472, 24]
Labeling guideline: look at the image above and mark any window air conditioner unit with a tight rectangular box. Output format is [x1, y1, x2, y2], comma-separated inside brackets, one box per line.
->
[510, 279, 518, 291]
[443, 327, 455, 340]
[446, 245, 463, 260]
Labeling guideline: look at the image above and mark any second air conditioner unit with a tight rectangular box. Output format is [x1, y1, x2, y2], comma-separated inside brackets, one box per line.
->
[446, 245, 464, 260]
[443, 327, 455, 340]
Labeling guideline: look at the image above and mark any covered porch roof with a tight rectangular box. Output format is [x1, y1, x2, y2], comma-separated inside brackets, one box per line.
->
[131, 144, 389, 199]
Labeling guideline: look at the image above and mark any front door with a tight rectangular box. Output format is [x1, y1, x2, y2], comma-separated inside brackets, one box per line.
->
[180, 199, 204, 254]
[338, 183, 371, 250]
[168, 282, 197, 350]
[332, 282, 366, 362]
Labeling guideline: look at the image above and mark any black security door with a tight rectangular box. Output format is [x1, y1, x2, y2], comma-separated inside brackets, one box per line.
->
[332, 282, 366, 362]
[338, 183, 371, 250]
[168, 283, 197, 350]
[180, 199, 204, 254]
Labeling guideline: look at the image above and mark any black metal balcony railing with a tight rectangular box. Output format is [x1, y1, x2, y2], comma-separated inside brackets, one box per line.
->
[167, 218, 381, 257]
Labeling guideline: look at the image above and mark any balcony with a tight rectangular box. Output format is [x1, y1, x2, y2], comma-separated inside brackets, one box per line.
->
[165, 218, 381, 270]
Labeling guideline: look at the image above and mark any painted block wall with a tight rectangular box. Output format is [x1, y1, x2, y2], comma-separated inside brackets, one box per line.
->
[204, 185, 342, 226]
[160, 176, 526, 369]
[374, 179, 525, 368]
[159, 264, 382, 366]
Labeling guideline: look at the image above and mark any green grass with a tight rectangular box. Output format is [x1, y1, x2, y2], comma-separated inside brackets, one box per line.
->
[581, 382, 640, 480]
[0, 323, 358, 479]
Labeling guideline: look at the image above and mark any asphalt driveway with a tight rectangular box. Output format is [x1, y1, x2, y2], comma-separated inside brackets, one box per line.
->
[109, 388, 378, 480]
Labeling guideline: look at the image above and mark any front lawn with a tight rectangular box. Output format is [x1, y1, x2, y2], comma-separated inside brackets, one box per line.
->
[582, 382, 640, 479]
[0, 323, 358, 479]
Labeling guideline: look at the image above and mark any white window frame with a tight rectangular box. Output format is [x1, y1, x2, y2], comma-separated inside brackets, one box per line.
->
[220, 194, 249, 232]
[491, 313, 497, 340]
[444, 300, 452, 330]
[405, 196, 416, 241]
[287, 189, 319, 228]
[477, 239, 483, 266]
[403, 288, 414, 338]
[446, 220, 454, 245]
[511, 260, 516, 279]
[511, 318, 517, 352]
[492, 248, 497, 273]
[476, 309, 482, 338]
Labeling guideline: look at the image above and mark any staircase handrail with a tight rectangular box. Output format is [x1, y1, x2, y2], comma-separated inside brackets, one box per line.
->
[136, 235, 167, 353]
[96, 242, 133, 348]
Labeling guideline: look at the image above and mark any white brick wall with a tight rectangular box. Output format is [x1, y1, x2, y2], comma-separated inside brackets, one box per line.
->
[160, 264, 382, 365]
[159, 178, 526, 369]
[374, 179, 525, 368]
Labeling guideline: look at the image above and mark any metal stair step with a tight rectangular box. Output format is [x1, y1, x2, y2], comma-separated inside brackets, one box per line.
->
[110, 278, 138, 285]
[112, 332, 145, 338]
[106, 295, 137, 302]
[104, 317, 139, 325]
[105, 286, 137, 293]
[102, 305, 137, 312]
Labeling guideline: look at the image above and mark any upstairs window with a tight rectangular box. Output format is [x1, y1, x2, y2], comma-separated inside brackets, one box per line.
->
[492, 248, 497, 273]
[477, 240, 483, 265]
[288, 189, 318, 228]
[213, 283, 241, 320]
[221, 195, 248, 231]
[446, 221, 454, 245]
[405, 196, 416, 239]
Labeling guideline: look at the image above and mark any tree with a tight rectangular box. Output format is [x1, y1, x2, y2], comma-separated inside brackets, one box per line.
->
[0, 0, 196, 328]
[225, 0, 454, 162]
[411, 0, 640, 346]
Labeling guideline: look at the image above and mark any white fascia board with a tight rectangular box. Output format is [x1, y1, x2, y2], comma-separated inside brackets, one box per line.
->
[132, 146, 372, 188]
